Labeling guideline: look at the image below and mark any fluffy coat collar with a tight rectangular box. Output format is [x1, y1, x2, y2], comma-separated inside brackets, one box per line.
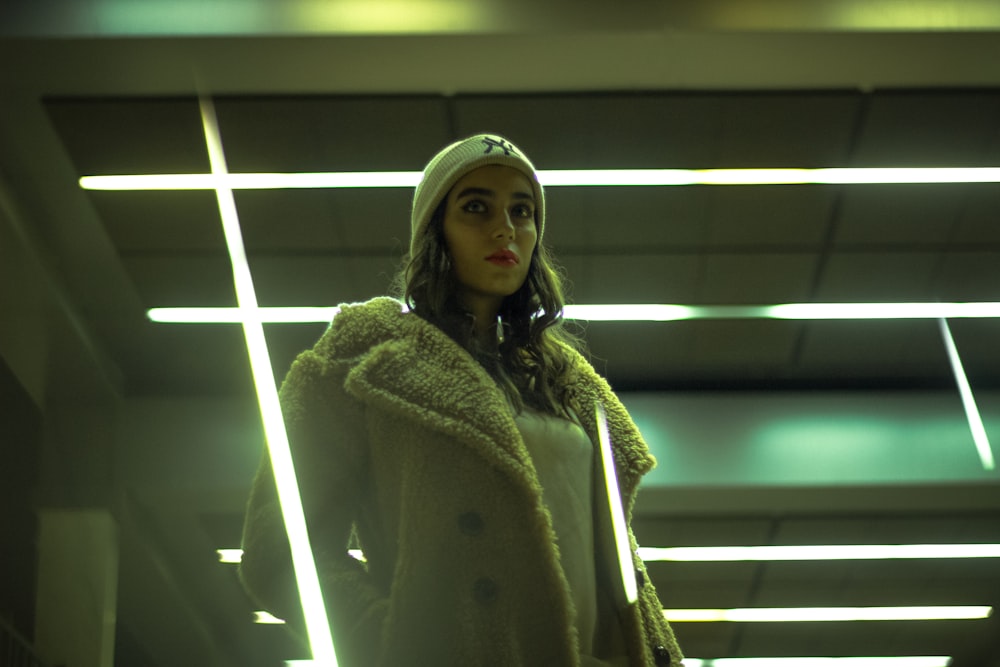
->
[316, 297, 656, 501]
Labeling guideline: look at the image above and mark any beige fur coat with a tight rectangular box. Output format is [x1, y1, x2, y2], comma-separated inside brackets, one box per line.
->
[239, 297, 683, 666]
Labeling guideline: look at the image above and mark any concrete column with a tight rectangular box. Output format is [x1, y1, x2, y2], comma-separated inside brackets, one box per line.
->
[34, 509, 118, 667]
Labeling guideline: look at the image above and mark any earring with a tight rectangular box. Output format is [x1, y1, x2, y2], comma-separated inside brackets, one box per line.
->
[496, 315, 505, 345]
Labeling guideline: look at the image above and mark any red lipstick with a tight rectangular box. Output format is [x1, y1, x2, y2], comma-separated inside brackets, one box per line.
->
[486, 249, 519, 266]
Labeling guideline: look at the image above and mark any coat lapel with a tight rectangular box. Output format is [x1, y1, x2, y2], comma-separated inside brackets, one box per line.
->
[563, 356, 656, 507]
[341, 307, 539, 491]
[328, 298, 654, 501]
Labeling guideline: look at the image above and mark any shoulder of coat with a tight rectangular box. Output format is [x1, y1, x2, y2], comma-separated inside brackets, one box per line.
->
[562, 345, 611, 397]
[313, 297, 409, 359]
[560, 343, 657, 475]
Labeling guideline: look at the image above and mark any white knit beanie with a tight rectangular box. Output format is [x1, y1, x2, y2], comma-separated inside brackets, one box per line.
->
[410, 134, 545, 257]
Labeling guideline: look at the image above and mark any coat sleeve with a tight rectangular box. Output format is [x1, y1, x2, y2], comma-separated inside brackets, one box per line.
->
[238, 345, 388, 664]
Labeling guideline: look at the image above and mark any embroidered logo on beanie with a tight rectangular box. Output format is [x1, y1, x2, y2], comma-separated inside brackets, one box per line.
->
[481, 137, 518, 156]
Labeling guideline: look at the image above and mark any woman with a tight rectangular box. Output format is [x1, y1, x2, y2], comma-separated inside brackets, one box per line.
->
[239, 134, 683, 666]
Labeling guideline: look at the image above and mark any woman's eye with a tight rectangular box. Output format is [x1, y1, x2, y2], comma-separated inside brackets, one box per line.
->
[462, 200, 487, 214]
[512, 204, 534, 219]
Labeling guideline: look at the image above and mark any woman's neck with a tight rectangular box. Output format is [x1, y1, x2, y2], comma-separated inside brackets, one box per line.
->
[455, 294, 502, 346]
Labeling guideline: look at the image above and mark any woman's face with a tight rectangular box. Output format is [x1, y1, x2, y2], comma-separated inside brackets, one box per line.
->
[442, 165, 538, 320]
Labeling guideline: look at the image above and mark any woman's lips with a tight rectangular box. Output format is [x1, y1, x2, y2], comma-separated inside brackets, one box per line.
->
[487, 250, 518, 266]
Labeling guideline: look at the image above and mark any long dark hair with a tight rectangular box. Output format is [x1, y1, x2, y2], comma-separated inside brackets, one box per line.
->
[394, 199, 584, 418]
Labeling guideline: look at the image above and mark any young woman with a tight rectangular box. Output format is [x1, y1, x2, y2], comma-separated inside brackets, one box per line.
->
[238, 134, 683, 666]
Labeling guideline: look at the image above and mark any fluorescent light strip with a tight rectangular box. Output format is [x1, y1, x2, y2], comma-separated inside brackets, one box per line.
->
[639, 544, 1000, 561]
[198, 97, 337, 666]
[148, 306, 341, 323]
[218, 548, 363, 564]
[219, 543, 1000, 565]
[681, 659, 952, 667]
[595, 403, 639, 605]
[148, 302, 1000, 324]
[542, 168, 1000, 186]
[939, 318, 996, 471]
[253, 611, 286, 625]
[262, 604, 991, 625]
[216, 548, 244, 563]
[79, 167, 1000, 191]
[767, 302, 1000, 320]
[566, 303, 699, 321]
[571, 303, 1000, 321]
[286, 658, 953, 667]
[216, 544, 1000, 563]
[665, 606, 992, 623]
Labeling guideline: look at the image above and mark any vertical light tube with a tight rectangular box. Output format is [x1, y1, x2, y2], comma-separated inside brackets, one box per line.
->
[938, 318, 996, 470]
[595, 402, 639, 606]
[198, 96, 337, 664]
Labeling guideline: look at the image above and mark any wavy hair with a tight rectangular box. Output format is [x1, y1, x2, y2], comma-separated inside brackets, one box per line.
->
[394, 199, 584, 418]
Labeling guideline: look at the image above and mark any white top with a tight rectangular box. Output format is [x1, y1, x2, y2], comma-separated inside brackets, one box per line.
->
[514, 407, 628, 666]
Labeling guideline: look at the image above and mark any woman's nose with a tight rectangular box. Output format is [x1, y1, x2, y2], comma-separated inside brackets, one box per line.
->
[492, 212, 515, 238]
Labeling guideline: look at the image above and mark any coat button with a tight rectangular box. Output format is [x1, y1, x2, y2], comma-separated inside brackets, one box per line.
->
[652, 644, 671, 666]
[472, 577, 498, 604]
[457, 511, 484, 536]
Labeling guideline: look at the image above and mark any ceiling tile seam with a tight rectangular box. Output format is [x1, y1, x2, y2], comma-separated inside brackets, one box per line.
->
[726, 516, 783, 655]
[788, 93, 875, 370]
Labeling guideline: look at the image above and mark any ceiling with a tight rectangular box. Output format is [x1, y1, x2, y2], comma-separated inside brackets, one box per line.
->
[1, 1, 1000, 666]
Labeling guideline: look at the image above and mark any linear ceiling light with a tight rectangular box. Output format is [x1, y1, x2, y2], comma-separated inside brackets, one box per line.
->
[284, 657, 953, 667]
[197, 97, 337, 666]
[665, 606, 992, 623]
[765, 302, 1000, 320]
[79, 167, 1000, 191]
[939, 318, 996, 471]
[639, 544, 1000, 561]
[681, 658, 953, 667]
[148, 302, 1000, 324]
[220, 543, 1000, 565]
[260, 604, 992, 626]
[149, 306, 341, 323]
[252, 611, 287, 624]
[218, 548, 365, 564]
[216, 548, 244, 563]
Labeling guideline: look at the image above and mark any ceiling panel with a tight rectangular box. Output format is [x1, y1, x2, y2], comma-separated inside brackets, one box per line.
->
[955, 185, 1000, 243]
[581, 320, 802, 389]
[88, 190, 224, 252]
[794, 320, 952, 382]
[44, 97, 208, 174]
[936, 251, 1000, 301]
[560, 253, 701, 303]
[697, 253, 818, 303]
[545, 187, 712, 249]
[853, 90, 1000, 165]
[686, 320, 801, 369]
[234, 189, 412, 253]
[213, 96, 452, 172]
[123, 324, 253, 395]
[249, 254, 397, 306]
[702, 185, 836, 247]
[121, 255, 236, 308]
[834, 184, 970, 245]
[452, 91, 861, 168]
[813, 251, 943, 301]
